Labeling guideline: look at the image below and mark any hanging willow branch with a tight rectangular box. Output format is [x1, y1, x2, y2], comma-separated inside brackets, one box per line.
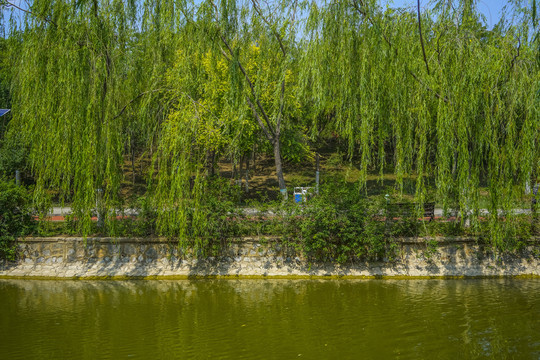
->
[4, 0, 57, 26]
[5, 0, 539, 251]
[250, 0, 286, 56]
[113, 89, 166, 120]
[417, 0, 430, 75]
[509, 37, 521, 71]
[352, 0, 446, 102]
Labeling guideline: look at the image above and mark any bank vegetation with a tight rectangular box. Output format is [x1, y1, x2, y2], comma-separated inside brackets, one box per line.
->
[1, 0, 540, 259]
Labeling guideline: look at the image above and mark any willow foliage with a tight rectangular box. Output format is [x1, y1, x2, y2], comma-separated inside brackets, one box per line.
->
[301, 0, 539, 247]
[153, 42, 242, 245]
[8, 0, 176, 234]
[152, 0, 307, 245]
[4, 0, 540, 249]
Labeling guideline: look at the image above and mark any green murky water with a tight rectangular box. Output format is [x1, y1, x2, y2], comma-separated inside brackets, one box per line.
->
[0, 278, 539, 359]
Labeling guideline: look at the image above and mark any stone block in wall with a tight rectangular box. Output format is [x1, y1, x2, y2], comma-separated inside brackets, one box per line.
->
[106, 243, 121, 256]
[65, 246, 76, 262]
[155, 244, 171, 259]
[49, 242, 65, 257]
[96, 247, 107, 259]
[84, 244, 96, 257]
[17, 241, 42, 262]
[122, 244, 137, 257]
[74, 242, 85, 259]
[145, 247, 157, 260]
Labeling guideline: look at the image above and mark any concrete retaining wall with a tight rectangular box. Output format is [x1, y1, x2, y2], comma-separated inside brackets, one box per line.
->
[0, 237, 539, 278]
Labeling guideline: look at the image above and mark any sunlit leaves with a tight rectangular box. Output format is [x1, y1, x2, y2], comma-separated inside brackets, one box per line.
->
[300, 0, 538, 247]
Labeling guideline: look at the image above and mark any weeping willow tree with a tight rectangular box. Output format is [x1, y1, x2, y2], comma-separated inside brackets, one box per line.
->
[6, 0, 306, 242]
[3, 0, 540, 250]
[151, 0, 308, 247]
[151, 24, 244, 244]
[301, 0, 540, 247]
[5, 0, 178, 234]
[170, 0, 303, 197]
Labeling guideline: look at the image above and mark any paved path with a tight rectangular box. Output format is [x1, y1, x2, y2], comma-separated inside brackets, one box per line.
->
[43, 206, 534, 221]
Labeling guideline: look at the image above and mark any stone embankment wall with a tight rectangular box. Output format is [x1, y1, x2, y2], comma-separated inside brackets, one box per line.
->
[0, 237, 539, 278]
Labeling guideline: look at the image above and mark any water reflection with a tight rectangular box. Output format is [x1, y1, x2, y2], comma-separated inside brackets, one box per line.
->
[0, 279, 539, 359]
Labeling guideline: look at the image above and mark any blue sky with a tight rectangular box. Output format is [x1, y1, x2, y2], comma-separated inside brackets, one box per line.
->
[384, 0, 508, 28]
[0, 0, 516, 32]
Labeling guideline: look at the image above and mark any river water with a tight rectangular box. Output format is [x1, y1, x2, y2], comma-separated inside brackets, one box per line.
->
[0, 278, 539, 359]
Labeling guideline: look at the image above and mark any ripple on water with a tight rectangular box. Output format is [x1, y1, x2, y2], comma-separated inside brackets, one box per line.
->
[0, 278, 539, 359]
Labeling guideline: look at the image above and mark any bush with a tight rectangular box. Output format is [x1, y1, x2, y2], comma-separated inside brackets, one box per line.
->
[280, 183, 401, 263]
[105, 195, 157, 238]
[0, 135, 27, 179]
[0, 180, 34, 261]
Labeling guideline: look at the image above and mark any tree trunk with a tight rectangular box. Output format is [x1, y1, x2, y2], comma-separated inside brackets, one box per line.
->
[251, 144, 256, 172]
[239, 154, 244, 182]
[207, 150, 216, 177]
[131, 135, 136, 186]
[273, 138, 287, 198]
[245, 155, 249, 193]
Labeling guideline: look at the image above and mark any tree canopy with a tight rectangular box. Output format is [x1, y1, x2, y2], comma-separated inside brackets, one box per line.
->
[1, 0, 539, 246]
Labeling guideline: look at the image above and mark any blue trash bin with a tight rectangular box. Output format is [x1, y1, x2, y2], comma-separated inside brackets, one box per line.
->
[294, 187, 303, 203]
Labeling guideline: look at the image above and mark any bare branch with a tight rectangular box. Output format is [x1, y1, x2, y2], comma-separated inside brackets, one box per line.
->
[113, 89, 165, 120]
[275, 80, 285, 137]
[250, 0, 286, 56]
[352, 0, 394, 53]
[509, 37, 521, 71]
[182, 92, 223, 124]
[246, 95, 273, 141]
[5, 0, 57, 27]
[218, 46, 232, 62]
[408, 71, 449, 103]
[217, 32, 275, 136]
[352, 0, 448, 102]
